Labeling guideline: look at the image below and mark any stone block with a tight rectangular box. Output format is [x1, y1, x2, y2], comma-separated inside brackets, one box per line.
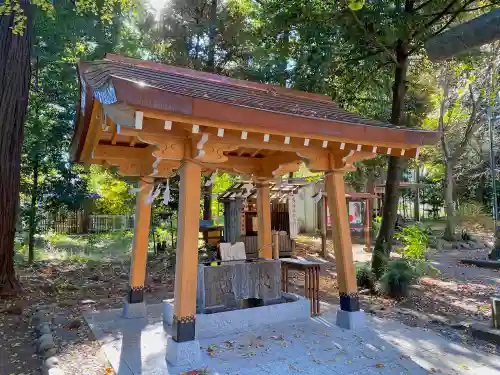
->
[44, 356, 60, 369]
[488, 247, 500, 261]
[45, 368, 64, 375]
[33, 310, 52, 325]
[43, 348, 58, 359]
[163, 299, 174, 325]
[195, 293, 310, 339]
[492, 298, 500, 329]
[38, 335, 55, 353]
[336, 309, 366, 330]
[37, 322, 52, 335]
[122, 301, 147, 319]
[470, 323, 500, 345]
[165, 337, 201, 367]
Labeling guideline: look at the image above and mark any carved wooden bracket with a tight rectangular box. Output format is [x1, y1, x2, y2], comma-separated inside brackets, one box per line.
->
[192, 138, 239, 163]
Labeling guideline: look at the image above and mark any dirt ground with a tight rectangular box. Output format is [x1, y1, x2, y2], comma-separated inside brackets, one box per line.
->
[1, 229, 499, 374]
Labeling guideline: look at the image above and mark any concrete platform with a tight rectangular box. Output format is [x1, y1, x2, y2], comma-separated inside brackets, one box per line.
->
[163, 293, 310, 339]
[84, 303, 500, 375]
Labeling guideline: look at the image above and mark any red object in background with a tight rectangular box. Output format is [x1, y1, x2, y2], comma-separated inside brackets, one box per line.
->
[349, 214, 354, 223]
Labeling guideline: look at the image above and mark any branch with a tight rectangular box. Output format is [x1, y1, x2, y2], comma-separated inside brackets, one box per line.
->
[348, 8, 398, 64]
[412, 0, 459, 40]
[346, 48, 385, 63]
[451, 84, 480, 162]
[423, 2, 500, 16]
[439, 68, 451, 162]
[414, 0, 438, 12]
[414, 0, 478, 49]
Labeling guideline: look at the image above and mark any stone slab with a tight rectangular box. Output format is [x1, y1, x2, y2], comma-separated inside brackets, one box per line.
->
[197, 260, 281, 313]
[336, 309, 366, 330]
[460, 259, 500, 269]
[165, 337, 201, 367]
[470, 323, 500, 345]
[165, 293, 310, 339]
[122, 301, 147, 319]
[84, 302, 500, 375]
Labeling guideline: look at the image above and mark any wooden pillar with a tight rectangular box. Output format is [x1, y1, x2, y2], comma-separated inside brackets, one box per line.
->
[320, 196, 328, 258]
[325, 165, 359, 312]
[257, 182, 272, 258]
[172, 159, 201, 342]
[414, 164, 421, 221]
[272, 231, 279, 259]
[364, 178, 375, 252]
[127, 177, 154, 304]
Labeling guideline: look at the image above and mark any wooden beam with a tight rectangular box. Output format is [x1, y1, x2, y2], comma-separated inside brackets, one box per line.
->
[250, 149, 261, 158]
[172, 158, 201, 342]
[110, 122, 118, 145]
[142, 109, 423, 150]
[93, 144, 148, 160]
[325, 156, 359, 313]
[257, 182, 272, 259]
[320, 196, 328, 258]
[81, 102, 101, 163]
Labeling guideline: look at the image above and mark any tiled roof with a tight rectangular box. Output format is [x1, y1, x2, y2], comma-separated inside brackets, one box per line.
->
[81, 56, 392, 129]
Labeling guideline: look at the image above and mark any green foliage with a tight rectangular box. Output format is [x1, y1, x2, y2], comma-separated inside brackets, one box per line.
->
[86, 233, 99, 253]
[395, 224, 429, 261]
[210, 173, 236, 218]
[382, 225, 438, 298]
[380, 259, 417, 299]
[347, 0, 365, 11]
[356, 262, 375, 291]
[372, 216, 382, 236]
[87, 166, 135, 215]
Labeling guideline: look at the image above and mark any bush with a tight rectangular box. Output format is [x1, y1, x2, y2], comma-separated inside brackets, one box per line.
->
[356, 262, 375, 291]
[395, 224, 429, 260]
[372, 216, 382, 236]
[411, 258, 440, 278]
[380, 259, 416, 299]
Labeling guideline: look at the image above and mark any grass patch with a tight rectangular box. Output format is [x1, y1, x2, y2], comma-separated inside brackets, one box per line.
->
[34, 230, 140, 262]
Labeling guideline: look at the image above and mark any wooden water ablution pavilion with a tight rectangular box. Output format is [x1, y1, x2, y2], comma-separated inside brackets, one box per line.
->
[70, 54, 438, 366]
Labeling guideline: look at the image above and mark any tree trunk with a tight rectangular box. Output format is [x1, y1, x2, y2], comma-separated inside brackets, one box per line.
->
[0, 1, 32, 295]
[203, 1, 218, 226]
[476, 174, 485, 204]
[206, 0, 217, 71]
[414, 164, 420, 221]
[203, 177, 212, 222]
[443, 161, 456, 241]
[372, 39, 408, 278]
[425, 9, 500, 62]
[28, 156, 39, 263]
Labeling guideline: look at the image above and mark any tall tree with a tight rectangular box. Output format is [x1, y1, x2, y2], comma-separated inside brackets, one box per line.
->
[426, 48, 500, 239]
[0, 0, 133, 295]
[0, 0, 32, 295]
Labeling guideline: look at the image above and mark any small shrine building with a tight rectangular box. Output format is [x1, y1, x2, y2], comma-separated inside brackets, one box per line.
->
[70, 54, 439, 364]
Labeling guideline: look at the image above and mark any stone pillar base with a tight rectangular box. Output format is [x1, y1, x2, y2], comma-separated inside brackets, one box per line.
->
[336, 308, 366, 330]
[165, 337, 201, 367]
[122, 301, 147, 319]
[163, 299, 174, 325]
